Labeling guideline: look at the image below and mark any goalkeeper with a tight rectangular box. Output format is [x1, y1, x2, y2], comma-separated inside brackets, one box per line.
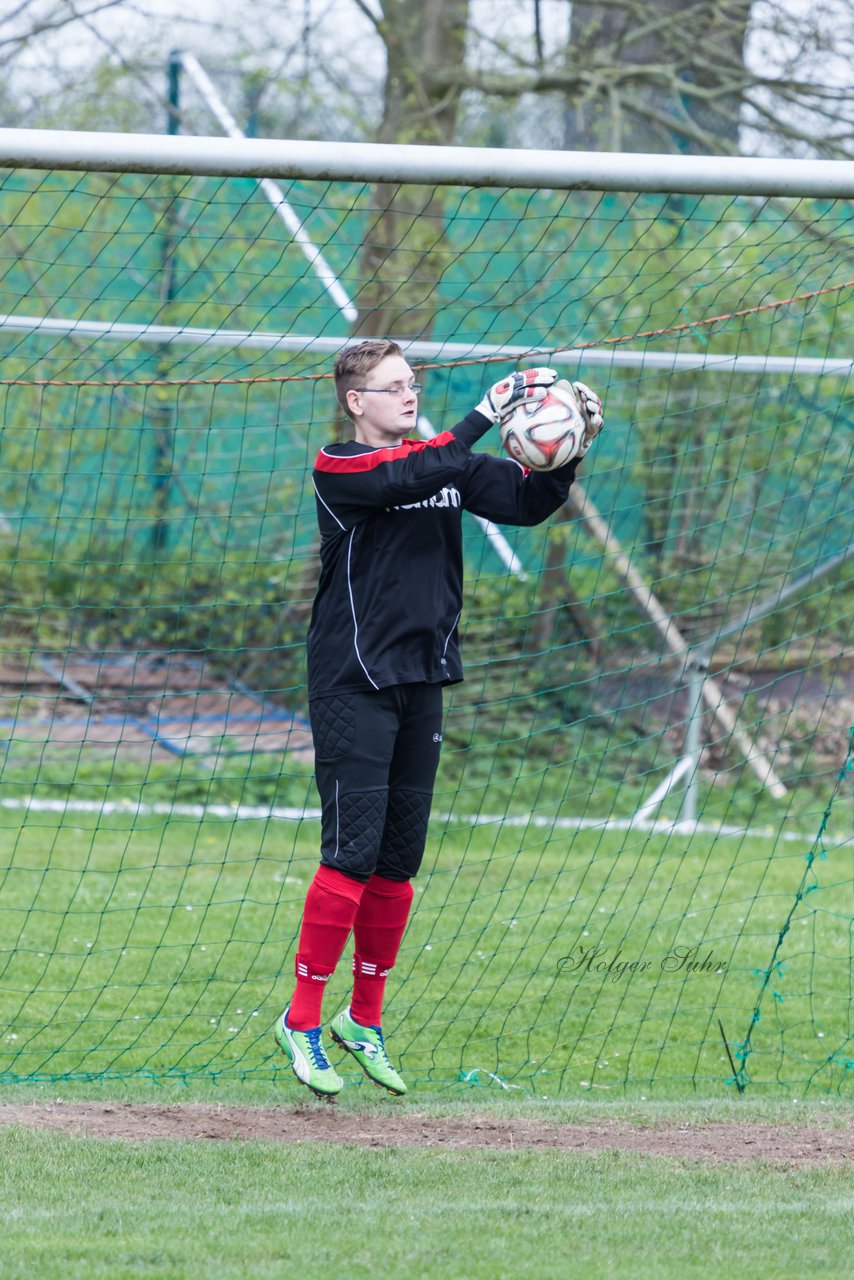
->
[275, 339, 603, 1097]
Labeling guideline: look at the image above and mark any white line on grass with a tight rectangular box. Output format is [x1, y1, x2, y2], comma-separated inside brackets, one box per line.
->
[0, 795, 846, 846]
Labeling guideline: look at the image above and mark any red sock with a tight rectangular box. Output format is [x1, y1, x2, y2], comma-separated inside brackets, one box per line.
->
[350, 875, 414, 1028]
[288, 865, 365, 1030]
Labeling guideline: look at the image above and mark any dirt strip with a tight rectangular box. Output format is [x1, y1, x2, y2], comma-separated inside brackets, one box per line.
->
[1, 1102, 852, 1164]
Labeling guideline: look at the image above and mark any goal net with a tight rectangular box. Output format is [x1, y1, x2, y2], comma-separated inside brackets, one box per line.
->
[0, 136, 851, 1095]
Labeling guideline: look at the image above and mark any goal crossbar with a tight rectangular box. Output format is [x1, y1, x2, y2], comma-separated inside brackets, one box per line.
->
[2, 127, 854, 197]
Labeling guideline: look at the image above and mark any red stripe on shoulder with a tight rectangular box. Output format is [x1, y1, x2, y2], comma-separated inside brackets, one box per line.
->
[314, 431, 456, 474]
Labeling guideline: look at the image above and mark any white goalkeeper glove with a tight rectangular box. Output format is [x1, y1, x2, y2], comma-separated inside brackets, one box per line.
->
[571, 380, 604, 455]
[474, 367, 558, 424]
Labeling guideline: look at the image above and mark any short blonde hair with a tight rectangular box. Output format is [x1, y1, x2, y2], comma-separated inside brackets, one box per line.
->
[334, 339, 404, 420]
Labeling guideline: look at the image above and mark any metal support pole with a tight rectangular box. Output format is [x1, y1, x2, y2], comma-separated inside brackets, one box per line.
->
[692, 543, 854, 664]
[151, 51, 183, 554]
[167, 49, 181, 137]
[178, 52, 357, 323]
[568, 485, 788, 801]
[679, 658, 708, 825]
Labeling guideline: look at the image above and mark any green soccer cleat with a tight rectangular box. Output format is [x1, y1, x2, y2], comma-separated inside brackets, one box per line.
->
[274, 1008, 343, 1099]
[329, 1007, 407, 1096]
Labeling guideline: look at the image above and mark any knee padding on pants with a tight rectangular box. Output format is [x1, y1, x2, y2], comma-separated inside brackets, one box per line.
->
[374, 787, 433, 881]
[319, 786, 388, 882]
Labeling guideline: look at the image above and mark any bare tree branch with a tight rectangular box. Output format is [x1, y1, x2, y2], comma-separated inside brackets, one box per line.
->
[4, 0, 851, 161]
[349, 0, 384, 35]
[0, 0, 126, 56]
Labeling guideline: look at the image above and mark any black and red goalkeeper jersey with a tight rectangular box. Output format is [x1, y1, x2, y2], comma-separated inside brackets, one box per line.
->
[306, 409, 579, 697]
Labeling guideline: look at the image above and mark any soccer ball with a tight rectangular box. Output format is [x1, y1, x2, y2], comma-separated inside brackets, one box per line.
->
[499, 380, 586, 471]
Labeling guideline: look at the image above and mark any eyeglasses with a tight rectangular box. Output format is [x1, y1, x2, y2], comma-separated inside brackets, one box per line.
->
[354, 382, 422, 397]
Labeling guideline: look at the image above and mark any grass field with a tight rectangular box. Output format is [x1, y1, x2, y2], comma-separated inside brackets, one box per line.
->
[1, 1091, 852, 1280]
[1, 795, 851, 1278]
[1, 799, 850, 1094]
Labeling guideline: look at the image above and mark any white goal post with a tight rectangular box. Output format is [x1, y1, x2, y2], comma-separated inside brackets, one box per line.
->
[1, 126, 851, 823]
[1, 127, 854, 197]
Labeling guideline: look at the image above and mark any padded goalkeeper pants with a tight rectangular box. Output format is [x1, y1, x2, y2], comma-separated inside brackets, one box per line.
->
[308, 683, 444, 883]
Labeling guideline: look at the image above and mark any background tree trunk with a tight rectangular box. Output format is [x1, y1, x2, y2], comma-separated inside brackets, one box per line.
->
[564, 0, 752, 153]
[353, 0, 471, 339]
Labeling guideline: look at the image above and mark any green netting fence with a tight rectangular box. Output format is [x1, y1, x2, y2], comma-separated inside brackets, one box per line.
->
[0, 144, 852, 1094]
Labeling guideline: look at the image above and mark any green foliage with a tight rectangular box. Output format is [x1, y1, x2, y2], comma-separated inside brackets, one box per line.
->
[0, 540, 310, 687]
